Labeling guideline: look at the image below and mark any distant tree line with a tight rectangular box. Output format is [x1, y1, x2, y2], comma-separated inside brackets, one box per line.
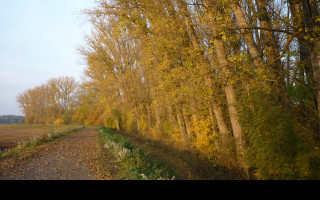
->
[0, 115, 24, 124]
[17, 76, 79, 125]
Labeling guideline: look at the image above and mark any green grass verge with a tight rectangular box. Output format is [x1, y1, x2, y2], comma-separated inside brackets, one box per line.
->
[97, 126, 176, 180]
[0, 125, 85, 159]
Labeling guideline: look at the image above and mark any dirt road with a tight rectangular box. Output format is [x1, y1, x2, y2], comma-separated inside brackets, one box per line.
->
[0, 127, 117, 180]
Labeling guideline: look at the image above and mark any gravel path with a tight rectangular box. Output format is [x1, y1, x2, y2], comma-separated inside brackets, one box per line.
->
[0, 127, 116, 180]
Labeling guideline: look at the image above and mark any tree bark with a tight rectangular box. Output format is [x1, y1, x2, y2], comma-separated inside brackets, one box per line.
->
[190, 98, 199, 123]
[312, 42, 320, 120]
[154, 102, 163, 139]
[301, 0, 320, 127]
[176, 0, 232, 147]
[147, 103, 151, 128]
[176, 107, 189, 148]
[167, 104, 178, 126]
[115, 119, 121, 131]
[208, 106, 220, 148]
[212, 104, 231, 148]
[230, 1, 266, 73]
[255, 0, 287, 93]
[203, 0, 249, 176]
[182, 107, 193, 145]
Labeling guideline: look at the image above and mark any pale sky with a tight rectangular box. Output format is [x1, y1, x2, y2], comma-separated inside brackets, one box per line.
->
[0, 0, 95, 116]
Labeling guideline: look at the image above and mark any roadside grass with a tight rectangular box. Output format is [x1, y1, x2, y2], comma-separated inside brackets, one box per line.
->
[97, 126, 177, 180]
[0, 125, 84, 159]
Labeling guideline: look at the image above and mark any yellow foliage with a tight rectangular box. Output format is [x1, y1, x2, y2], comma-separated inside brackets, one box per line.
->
[137, 115, 149, 136]
[169, 128, 183, 146]
[150, 126, 158, 138]
[85, 120, 94, 126]
[123, 110, 137, 133]
[191, 118, 216, 161]
[104, 118, 117, 129]
[54, 118, 64, 125]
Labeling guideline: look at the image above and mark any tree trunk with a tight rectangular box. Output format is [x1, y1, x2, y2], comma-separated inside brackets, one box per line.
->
[203, 0, 249, 177]
[154, 102, 163, 139]
[190, 98, 199, 123]
[182, 107, 193, 145]
[230, 1, 266, 73]
[147, 103, 151, 128]
[115, 119, 121, 131]
[312, 41, 320, 124]
[167, 104, 178, 126]
[255, 0, 287, 95]
[212, 104, 232, 148]
[176, 107, 189, 148]
[135, 106, 140, 133]
[208, 106, 220, 149]
[208, 106, 216, 132]
[301, 0, 320, 128]
[176, 0, 232, 147]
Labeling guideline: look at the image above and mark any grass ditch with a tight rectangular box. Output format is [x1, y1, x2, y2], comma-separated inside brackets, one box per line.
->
[0, 125, 85, 159]
[97, 126, 177, 180]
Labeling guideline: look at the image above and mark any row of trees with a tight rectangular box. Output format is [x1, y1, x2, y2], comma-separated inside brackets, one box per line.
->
[76, 0, 320, 179]
[17, 0, 320, 179]
[17, 76, 79, 125]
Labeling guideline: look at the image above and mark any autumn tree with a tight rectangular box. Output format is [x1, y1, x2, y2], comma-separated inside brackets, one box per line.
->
[78, 0, 320, 179]
[17, 76, 79, 125]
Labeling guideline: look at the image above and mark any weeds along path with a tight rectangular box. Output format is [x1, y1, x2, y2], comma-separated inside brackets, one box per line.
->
[118, 132, 207, 180]
[0, 127, 115, 180]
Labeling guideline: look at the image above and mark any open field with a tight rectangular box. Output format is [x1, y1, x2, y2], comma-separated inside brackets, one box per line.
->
[0, 124, 82, 151]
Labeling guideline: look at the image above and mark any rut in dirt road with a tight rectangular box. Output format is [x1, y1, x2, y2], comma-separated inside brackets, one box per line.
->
[0, 127, 115, 180]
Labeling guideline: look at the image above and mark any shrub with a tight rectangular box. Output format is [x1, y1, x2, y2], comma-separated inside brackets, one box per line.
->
[137, 115, 149, 136]
[54, 118, 64, 125]
[104, 118, 116, 129]
[191, 118, 217, 163]
[239, 89, 320, 180]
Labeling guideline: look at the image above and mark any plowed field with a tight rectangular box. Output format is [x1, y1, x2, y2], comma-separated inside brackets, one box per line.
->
[0, 124, 80, 151]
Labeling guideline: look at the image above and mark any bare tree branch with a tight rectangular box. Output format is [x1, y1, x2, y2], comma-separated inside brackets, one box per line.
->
[228, 26, 295, 35]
